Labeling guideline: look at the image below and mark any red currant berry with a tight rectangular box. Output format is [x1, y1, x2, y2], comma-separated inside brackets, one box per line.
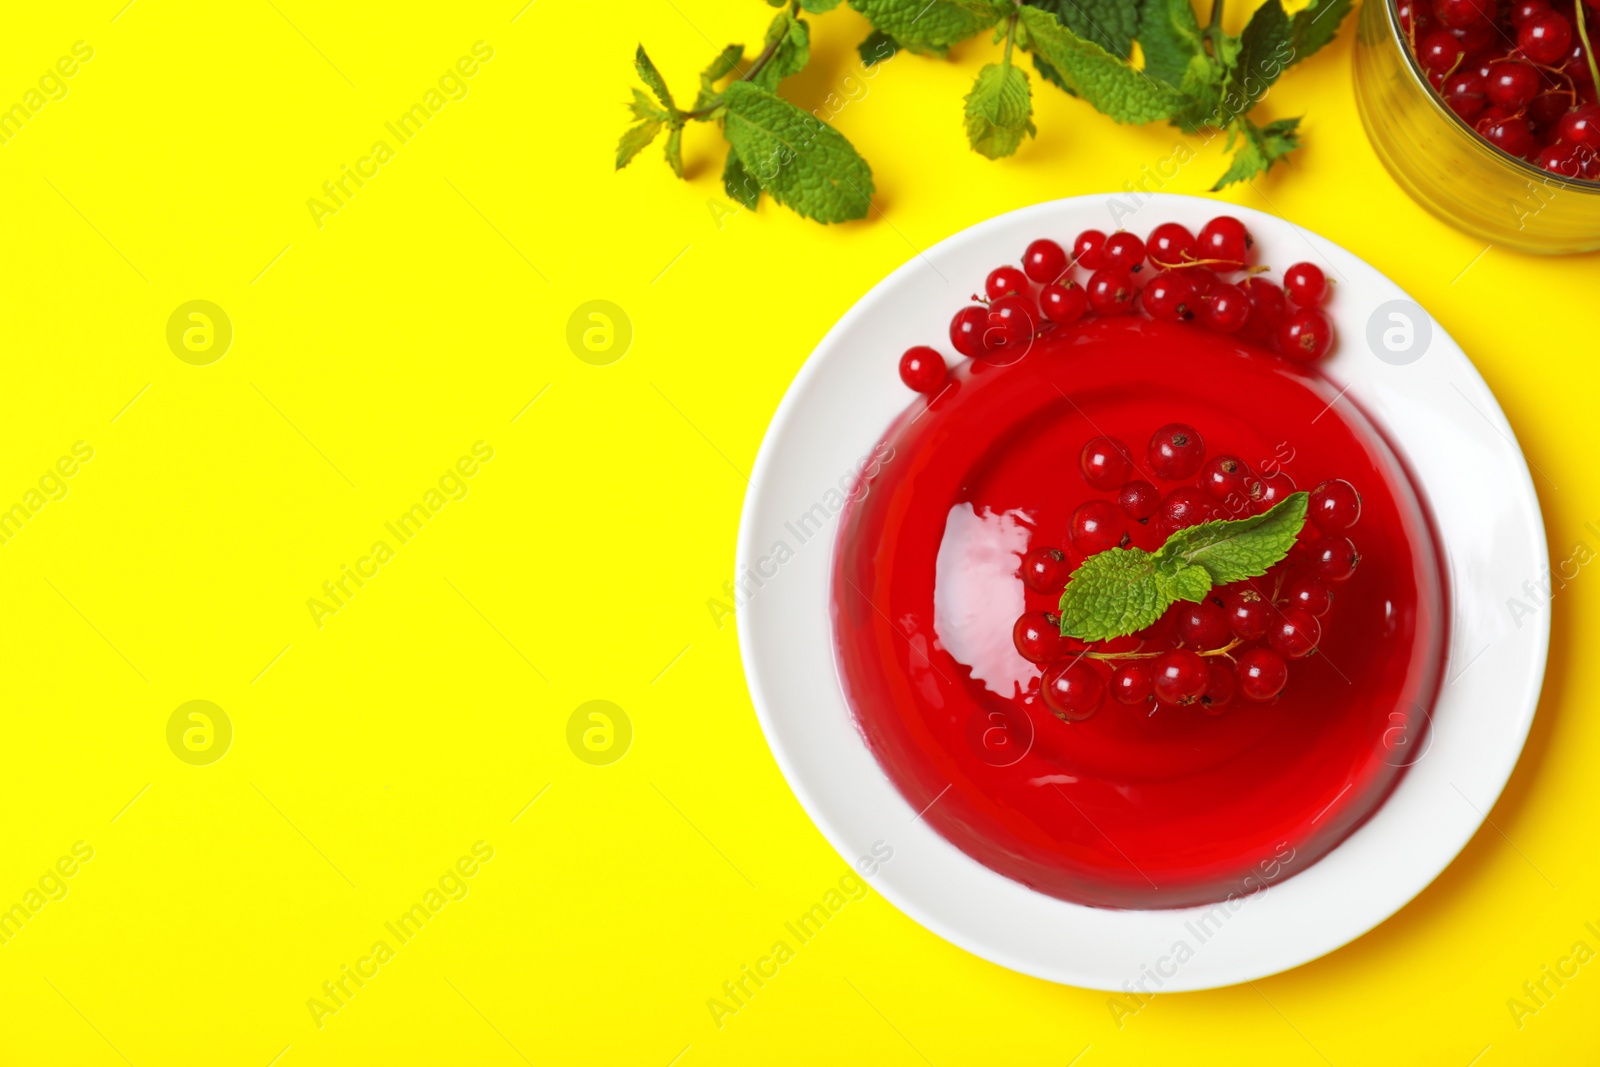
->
[1225, 588, 1271, 638]
[1081, 436, 1134, 490]
[1143, 270, 1196, 322]
[1178, 599, 1231, 649]
[950, 305, 992, 358]
[1070, 499, 1129, 554]
[1519, 12, 1572, 65]
[1537, 143, 1582, 176]
[1443, 71, 1489, 120]
[1103, 231, 1148, 273]
[1146, 222, 1198, 269]
[986, 266, 1030, 300]
[1153, 649, 1209, 705]
[1042, 661, 1104, 720]
[1452, 16, 1496, 53]
[1086, 268, 1138, 316]
[1313, 536, 1361, 581]
[1160, 486, 1212, 532]
[1014, 611, 1070, 663]
[1278, 307, 1334, 362]
[1110, 663, 1153, 705]
[1486, 60, 1540, 108]
[1511, 0, 1549, 24]
[1418, 29, 1467, 71]
[1238, 277, 1288, 342]
[1569, 42, 1596, 85]
[1309, 478, 1362, 530]
[1117, 479, 1161, 522]
[1269, 608, 1322, 659]
[1283, 262, 1328, 306]
[983, 294, 1037, 352]
[1237, 647, 1289, 701]
[1528, 89, 1572, 126]
[1199, 282, 1251, 333]
[1040, 281, 1088, 325]
[1148, 423, 1206, 480]
[898, 346, 946, 394]
[1021, 546, 1070, 594]
[1434, 0, 1496, 29]
[1561, 104, 1600, 150]
[1072, 229, 1107, 270]
[1256, 471, 1296, 509]
[1201, 455, 1260, 506]
[1196, 216, 1251, 271]
[1182, 268, 1222, 301]
[1023, 239, 1068, 283]
[1199, 660, 1236, 714]
[1285, 576, 1333, 617]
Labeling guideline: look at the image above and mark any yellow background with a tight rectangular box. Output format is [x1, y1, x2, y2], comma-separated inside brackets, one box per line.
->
[0, 0, 1593, 1063]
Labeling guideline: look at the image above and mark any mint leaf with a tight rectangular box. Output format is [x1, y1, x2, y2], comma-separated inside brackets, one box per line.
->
[858, 28, 900, 65]
[1219, 0, 1349, 123]
[664, 125, 684, 177]
[694, 44, 745, 110]
[1137, 0, 1207, 86]
[1058, 547, 1166, 641]
[1018, 6, 1185, 124]
[1211, 115, 1301, 189]
[964, 62, 1035, 159]
[801, 0, 845, 10]
[1059, 492, 1308, 641]
[616, 118, 665, 169]
[753, 10, 811, 91]
[1026, 0, 1140, 59]
[1290, 0, 1355, 62]
[1157, 492, 1309, 585]
[721, 82, 874, 223]
[723, 147, 761, 209]
[635, 45, 676, 113]
[849, 0, 1004, 55]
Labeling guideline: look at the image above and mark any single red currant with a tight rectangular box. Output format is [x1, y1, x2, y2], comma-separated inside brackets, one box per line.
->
[1200, 660, 1236, 714]
[1040, 281, 1088, 325]
[1110, 663, 1154, 705]
[1086, 268, 1138, 315]
[1160, 486, 1212, 532]
[1278, 307, 1334, 362]
[1080, 436, 1134, 489]
[1196, 216, 1251, 270]
[1199, 282, 1251, 333]
[1148, 423, 1206, 480]
[1070, 499, 1129, 554]
[1256, 471, 1296, 509]
[898, 346, 947, 394]
[1453, 16, 1497, 52]
[1418, 29, 1467, 71]
[1238, 277, 1288, 342]
[1486, 60, 1540, 108]
[1117, 479, 1161, 522]
[1072, 229, 1107, 270]
[1285, 576, 1334, 617]
[1226, 588, 1271, 638]
[1042, 660, 1104, 720]
[1178, 599, 1232, 649]
[1443, 71, 1489, 120]
[1021, 546, 1071, 594]
[1023, 238, 1068, 283]
[1014, 611, 1070, 663]
[1313, 537, 1361, 581]
[986, 265, 1030, 300]
[1103, 231, 1148, 273]
[950, 305, 992, 358]
[1201, 455, 1261, 507]
[1511, 0, 1549, 23]
[1527, 89, 1571, 127]
[1153, 649, 1209, 705]
[1146, 222, 1198, 268]
[1434, 0, 1497, 29]
[1536, 142, 1582, 176]
[1560, 104, 1600, 150]
[1269, 608, 1322, 659]
[1309, 478, 1362, 530]
[1143, 270, 1196, 322]
[1283, 262, 1328, 306]
[983, 294, 1037, 353]
[1519, 12, 1572, 65]
[1237, 647, 1289, 701]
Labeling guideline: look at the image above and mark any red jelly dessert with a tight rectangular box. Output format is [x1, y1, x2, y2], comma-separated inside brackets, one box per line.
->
[834, 316, 1447, 909]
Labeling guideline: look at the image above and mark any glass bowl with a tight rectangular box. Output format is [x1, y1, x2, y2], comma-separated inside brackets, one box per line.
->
[1353, 0, 1600, 254]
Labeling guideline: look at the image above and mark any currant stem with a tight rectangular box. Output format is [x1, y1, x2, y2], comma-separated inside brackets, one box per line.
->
[1085, 637, 1245, 661]
[1578, 0, 1600, 92]
[681, 2, 798, 120]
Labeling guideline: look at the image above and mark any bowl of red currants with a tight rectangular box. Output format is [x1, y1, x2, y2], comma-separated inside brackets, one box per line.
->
[1354, 0, 1600, 252]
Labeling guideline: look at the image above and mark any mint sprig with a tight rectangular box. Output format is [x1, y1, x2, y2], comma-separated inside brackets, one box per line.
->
[1058, 492, 1308, 642]
[616, 0, 1355, 219]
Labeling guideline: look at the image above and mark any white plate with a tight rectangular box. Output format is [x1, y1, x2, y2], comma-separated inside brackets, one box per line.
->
[736, 193, 1548, 991]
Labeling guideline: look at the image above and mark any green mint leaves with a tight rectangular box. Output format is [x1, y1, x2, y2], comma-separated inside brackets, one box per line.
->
[617, 0, 1356, 219]
[1057, 492, 1308, 642]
